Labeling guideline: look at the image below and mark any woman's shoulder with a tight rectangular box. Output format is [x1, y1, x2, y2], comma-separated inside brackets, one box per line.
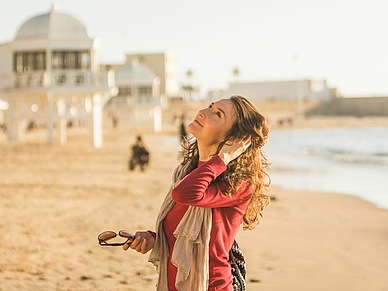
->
[232, 180, 252, 199]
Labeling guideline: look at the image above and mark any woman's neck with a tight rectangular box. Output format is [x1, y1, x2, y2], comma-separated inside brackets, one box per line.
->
[197, 142, 218, 162]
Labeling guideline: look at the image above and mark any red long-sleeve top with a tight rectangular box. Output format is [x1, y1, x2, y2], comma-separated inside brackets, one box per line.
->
[163, 155, 252, 291]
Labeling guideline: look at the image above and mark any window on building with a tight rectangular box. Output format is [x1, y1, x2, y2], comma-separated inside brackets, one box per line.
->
[52, 52, 63, 69]
[26, 54, 34, 72]
[138, 86, 152, 95]
[51, 51, 91, 70]
[118, 87, 132, 96]
[13, 51, 46, 72]
[78, 52, 91, 70]
[64, 52, 76, 69]
[35, 53, 46, 70]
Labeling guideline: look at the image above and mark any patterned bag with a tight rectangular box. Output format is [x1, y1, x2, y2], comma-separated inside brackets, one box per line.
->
[228, 240, 247, 291]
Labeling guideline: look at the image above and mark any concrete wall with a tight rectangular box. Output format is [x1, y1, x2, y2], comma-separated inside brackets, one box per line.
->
[307, 97, 388, 116]
[225, 79, 334, 102]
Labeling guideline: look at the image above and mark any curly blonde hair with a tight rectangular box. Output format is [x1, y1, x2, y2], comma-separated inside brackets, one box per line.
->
[181, 95, 271, 230]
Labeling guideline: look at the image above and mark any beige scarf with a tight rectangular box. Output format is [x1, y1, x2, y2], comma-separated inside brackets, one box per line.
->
[148, 163, 212, 291]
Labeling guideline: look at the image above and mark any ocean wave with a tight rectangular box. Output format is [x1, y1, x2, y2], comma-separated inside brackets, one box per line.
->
[333, 154, 388, 164]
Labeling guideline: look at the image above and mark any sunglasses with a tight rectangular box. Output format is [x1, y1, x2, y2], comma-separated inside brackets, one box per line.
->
[98, 230, 135, 246]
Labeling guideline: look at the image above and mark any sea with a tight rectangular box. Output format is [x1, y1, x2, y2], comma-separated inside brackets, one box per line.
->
[265, 126, 388, 209]
[163, 126, 388, 210]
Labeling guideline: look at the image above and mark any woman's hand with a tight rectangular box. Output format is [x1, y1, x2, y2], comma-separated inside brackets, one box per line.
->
[218, 138, 251, 165]
[123, 231, 155, 254]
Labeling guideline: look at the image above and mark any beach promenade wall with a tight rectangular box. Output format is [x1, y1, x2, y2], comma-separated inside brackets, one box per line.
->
[307, 97, 388, 116]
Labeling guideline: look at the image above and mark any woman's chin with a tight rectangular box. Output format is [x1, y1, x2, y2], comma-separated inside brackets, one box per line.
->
[187, 123, 196, 136]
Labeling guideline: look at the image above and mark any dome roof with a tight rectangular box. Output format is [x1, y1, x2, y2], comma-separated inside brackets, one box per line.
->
[115, 60, 156, 86]
[15, 6, 90, 40]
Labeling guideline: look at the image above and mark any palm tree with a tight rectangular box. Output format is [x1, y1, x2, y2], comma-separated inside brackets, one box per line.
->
[186, 69, 193, 84]
[182, 69, 194, 100]
[232, 67, 240, 83]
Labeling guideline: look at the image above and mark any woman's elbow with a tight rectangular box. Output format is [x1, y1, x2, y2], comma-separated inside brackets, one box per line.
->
[171, 188, 184, 203]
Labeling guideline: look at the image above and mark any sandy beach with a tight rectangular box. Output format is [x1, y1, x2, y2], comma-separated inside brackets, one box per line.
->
[1, 109, 388, 291]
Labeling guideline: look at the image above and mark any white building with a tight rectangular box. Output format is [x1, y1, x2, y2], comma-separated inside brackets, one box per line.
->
[0, 5, 117, 148]
[122, 52, 179, 99]
[222, 79, 337, 101]
[105, 60, 165, 132]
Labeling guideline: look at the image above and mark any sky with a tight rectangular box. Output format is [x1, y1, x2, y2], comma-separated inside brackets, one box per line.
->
[1, 0, 387, 97]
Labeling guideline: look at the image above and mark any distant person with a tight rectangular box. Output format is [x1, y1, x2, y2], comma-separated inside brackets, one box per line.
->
[27, 121, 37, 131]
[122, 96, 271, 290]
[179, 115, 188, 143]
[112, 115, 118, 129]
[128, 135, 149, 172]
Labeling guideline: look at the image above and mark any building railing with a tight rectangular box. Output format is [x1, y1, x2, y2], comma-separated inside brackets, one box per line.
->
[106, 95, 160, 107]
[13, 70, 111, 89]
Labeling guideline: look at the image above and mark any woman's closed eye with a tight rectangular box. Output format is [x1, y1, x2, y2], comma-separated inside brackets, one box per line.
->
[208, 103, 222, 118]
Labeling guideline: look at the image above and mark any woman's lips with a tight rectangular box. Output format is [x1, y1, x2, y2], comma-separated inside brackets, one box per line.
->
[194, 119, 203, 127]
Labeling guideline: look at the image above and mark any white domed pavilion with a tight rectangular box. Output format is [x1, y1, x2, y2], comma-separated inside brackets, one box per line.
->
[0, 5, 117, 148]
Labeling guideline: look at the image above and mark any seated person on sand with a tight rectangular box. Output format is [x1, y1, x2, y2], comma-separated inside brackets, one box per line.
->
[128, 135, 149, 172]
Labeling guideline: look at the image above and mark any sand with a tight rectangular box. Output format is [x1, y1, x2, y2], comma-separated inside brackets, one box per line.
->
[1, 109, 388, 291]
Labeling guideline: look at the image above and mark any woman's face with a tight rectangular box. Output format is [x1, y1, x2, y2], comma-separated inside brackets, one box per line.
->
[187, 99, 237, 146]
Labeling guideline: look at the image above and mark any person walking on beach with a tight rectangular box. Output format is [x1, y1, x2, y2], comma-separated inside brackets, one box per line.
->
[124, 96, 271, 290]
[179, 114, 188, 143]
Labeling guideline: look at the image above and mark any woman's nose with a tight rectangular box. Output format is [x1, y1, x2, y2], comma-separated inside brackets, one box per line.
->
[198, 109, 205, 119]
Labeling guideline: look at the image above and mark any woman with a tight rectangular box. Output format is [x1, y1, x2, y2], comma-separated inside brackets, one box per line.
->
[124, 95, 271, 290]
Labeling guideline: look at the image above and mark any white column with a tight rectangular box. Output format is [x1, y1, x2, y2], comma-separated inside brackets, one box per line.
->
[153, 105, 162, 133]
[16, 120, 26, 141]
[60, 120, 67, 145]
[45, 48, 52, 87]
[57, 98, 67, 145]
[6, 95, 16, 142]
[47, 92, 55, 145]
[15, 96, 25, 142]
[92, 94, 102, 148]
